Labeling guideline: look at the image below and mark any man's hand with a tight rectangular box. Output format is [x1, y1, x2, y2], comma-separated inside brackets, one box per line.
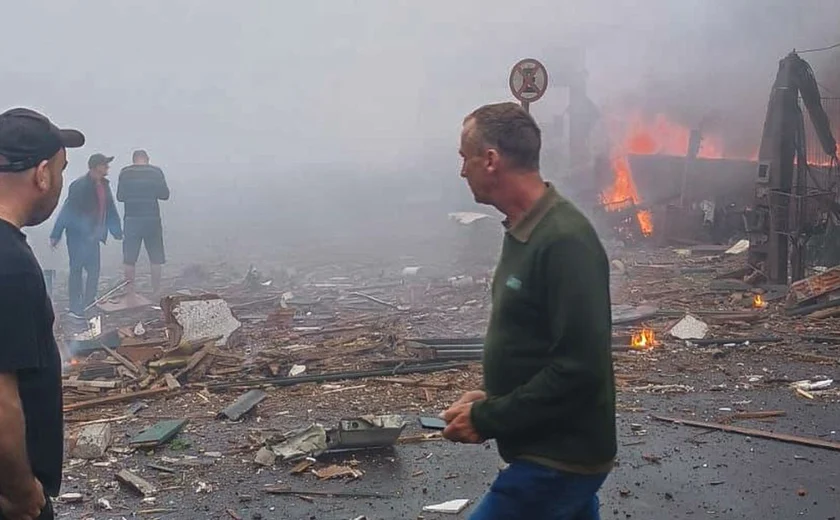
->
[450, 390, 486, 407]
[0, 477, 45, 520]
[49, 238, 59, 250]
[441, 402, 483, 444]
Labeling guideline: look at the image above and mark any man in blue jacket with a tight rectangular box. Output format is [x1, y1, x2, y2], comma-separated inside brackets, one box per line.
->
[50, 153, 122, 318]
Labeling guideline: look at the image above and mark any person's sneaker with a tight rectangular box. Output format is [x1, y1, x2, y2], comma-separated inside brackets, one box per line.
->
[67, 310, 86, 320]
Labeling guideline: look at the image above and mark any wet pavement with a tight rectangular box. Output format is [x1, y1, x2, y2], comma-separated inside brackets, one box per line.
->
[57, 388, 839, 519]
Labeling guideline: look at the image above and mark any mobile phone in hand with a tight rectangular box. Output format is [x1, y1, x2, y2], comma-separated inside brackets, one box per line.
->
[419, 417, 447, 430]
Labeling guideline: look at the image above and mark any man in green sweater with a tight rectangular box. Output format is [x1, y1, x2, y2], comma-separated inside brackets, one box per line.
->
[442, 102, 616, 519]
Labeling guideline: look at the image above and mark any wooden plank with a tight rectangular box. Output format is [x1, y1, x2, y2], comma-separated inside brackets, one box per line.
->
[129, 419, 189, 448]
[729, 410, 786, 421]
[651, 415, 840, 452]
[63, 379, 120, 390]
[808, 306, 840, 320]
[217, 390, 266, 421]
[115, 469, 158, 496]
[147, 463, 177, 474]
[263, 486, 389, 499]
[101, 345, 142, 376]
[172, 344, 213, 380]
[148, 357, 190, 371]
[63, 388, 173, 412]
[163, 373, 181, 390]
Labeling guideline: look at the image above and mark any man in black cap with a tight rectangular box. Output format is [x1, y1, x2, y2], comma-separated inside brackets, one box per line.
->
[117, 149, 169, 299]
[0, 107, 84, 519]
[50, 153, 122, 318]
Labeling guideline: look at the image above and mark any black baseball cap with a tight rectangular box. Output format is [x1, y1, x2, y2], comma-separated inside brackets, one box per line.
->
[88, 153, 114, 169]
[0, 108, 85, 173]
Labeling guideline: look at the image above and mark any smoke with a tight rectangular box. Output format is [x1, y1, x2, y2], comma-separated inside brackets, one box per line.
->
[3, 0, 838, 267]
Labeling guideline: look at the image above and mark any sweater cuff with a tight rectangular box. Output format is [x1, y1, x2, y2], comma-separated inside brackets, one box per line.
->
[470, 400, 497, 440]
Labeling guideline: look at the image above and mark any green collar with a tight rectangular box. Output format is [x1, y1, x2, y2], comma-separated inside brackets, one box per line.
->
[506, 183, 561, 243]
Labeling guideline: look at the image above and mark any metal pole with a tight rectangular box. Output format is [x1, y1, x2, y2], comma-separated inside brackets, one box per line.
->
[85, 279, 130, 312]
[521, 100, 530, 113]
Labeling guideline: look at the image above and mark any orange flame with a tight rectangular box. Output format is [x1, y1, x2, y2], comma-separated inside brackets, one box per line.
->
[602, 112, 727, 237]
[753, 294, 767, 308]
[631, 329, 656, 350]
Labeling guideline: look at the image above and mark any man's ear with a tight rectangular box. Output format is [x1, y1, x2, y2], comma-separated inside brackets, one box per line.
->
[32, 160, 52, 193]
[485, 148, 501, 173]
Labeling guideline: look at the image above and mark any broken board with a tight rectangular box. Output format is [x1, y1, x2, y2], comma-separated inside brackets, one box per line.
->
[129, 419, 188, 448]
[217, 389, 267, 421]
[115, 469, 157, 496]
[612, 305, 659, 326]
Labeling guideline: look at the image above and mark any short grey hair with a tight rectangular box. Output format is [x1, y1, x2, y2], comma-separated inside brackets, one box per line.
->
[465, 102, 541, 170]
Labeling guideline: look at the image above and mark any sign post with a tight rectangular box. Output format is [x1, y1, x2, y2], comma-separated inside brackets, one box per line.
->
[509, 58, 549, 113]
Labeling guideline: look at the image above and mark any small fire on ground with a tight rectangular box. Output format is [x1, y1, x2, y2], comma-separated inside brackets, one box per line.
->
[631, 329, 656, 350]
[753, 294, 767, 309]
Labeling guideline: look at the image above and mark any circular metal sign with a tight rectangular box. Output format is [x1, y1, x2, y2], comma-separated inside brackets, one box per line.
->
[509, 58, 549, 103]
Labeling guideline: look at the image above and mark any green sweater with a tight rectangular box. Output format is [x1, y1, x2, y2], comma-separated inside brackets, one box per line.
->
[470, 184, 616, 472]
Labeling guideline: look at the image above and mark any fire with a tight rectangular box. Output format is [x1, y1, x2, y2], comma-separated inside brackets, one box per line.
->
[753, 294, 767, 308]
[601, 112, 726, 237]
[601, 155, 653, 236]
[631, 329, 656, 350]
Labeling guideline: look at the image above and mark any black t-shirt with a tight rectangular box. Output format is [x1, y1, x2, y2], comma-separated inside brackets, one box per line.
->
[116, 165, 169, 220]
[0, 219, 63, 496]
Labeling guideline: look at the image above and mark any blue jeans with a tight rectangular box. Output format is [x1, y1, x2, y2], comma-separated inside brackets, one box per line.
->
[67, 233, 101, 315]
[469, 460, 608, 520]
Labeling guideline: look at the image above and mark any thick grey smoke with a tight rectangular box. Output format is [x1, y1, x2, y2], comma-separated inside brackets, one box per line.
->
[4, 0, 838, 266]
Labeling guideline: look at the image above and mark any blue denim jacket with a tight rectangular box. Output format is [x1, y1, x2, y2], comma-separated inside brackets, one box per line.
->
[50, 173, 123, 243]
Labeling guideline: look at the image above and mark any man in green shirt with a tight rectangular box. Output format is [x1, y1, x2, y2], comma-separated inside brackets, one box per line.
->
[441, 102, 616, 519]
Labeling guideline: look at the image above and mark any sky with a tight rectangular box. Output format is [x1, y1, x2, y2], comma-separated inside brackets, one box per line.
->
[5, 0, 840, 265]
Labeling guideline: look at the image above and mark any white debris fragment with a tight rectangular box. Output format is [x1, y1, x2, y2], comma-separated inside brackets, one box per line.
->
[401, 266, 422, 277]
[195, 481, 213, 493]
[166, 295, 242, 347]
[792, 379, 834, 391]
[96, 498, 112, 510]
[59, 493, 83, 503]
[448, 276, 475, 288]
[422, 499, 471, 514]
[669, 314, 709, 340]
[448, 212, 491, 225]
[70, 424, 113, 460]
[134, 321, 146, 336]
[725, 239, 750, 255]
[288, 364, 307, 377]
[74, 315, 103, 340]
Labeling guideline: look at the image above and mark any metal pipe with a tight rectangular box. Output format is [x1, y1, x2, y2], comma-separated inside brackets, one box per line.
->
[85, 279, 130, 312]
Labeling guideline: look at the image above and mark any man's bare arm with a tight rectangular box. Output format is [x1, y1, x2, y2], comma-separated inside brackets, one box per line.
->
[0, 373, 37, 497]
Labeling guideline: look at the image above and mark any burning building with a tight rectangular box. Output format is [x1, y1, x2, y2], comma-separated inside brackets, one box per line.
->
[593, 111, 755, 244]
